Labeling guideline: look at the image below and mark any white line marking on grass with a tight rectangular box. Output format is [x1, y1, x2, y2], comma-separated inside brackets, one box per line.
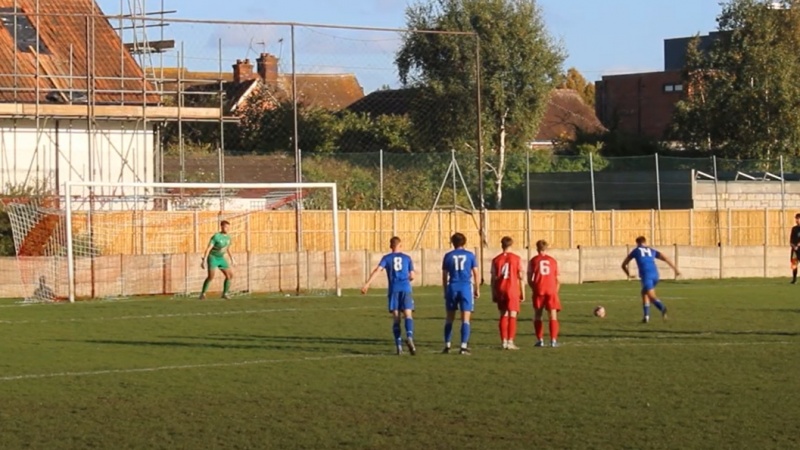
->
[0, 354, 385, 382]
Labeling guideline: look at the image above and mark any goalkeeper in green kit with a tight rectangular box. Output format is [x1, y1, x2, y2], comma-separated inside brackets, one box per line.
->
[200, 220, 235, 299]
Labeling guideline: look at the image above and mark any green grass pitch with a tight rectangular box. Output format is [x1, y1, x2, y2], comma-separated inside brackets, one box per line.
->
[1, 279, 799, 449]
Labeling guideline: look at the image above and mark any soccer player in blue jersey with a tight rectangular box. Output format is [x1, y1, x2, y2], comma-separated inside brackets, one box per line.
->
[441, 232, 480, 355]
[361, 236, 416, 355]
[621, 236, 681, 323]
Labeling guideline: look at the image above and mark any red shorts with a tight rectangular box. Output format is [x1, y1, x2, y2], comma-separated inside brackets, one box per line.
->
[493, 291, 521, 312]
[534, 294, 561, 312]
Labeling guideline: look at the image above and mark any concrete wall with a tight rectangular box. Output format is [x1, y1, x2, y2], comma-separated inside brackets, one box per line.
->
[693, 180, 800, 210]
[1, 245, 792, 299]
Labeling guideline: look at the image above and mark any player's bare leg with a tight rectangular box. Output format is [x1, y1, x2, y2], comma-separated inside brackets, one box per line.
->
[391, 310, 403, 355]
[459, 310, 472, 355]
[402, 308, 416, 355]
[442, 309, 457, 353]
[533, 309, 545, 346]
[547, 309, 559, 347]
[200, 269, 215, 300]
[641, 292, 651, 323]
[506, 311, 520, 350]
[220, 268, 234, 299]
[499, 310, 510, 349]
[647, 289, 668, 320]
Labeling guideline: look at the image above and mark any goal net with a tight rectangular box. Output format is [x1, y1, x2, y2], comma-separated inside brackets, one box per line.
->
[6, 182, 341, 303]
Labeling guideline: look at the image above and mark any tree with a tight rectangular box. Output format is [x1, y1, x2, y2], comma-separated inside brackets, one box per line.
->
[559, 67, 596, 107]
[396, 0, 565, 208]
[671, 0, 800, 159]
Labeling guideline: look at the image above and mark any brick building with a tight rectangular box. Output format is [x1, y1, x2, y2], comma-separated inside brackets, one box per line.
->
[595, 33, 718, 140]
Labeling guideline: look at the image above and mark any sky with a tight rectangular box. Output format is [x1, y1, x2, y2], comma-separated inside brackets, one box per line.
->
[96, 0, 723, 92]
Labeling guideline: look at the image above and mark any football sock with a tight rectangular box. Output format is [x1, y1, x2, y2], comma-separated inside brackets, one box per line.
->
[652, 299, 665, 312]
[793, 269, 797, 281]
[643, 304, 651, 318]
[499, 316, 509, 341]
[393, 322, 402, 345]
[444, 322, 454, 345]
[550, 320, 560, 341]
[404, 317, 414, 339]
[223, 279, 230, 295]
[509, 316, 518, 341]
[201, 279, 211, 295]
[534, 319, 544, 340]
[461, 322, 471, 347]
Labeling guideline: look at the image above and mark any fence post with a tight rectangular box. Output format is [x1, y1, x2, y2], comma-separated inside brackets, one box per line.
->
[650, 209, 656, 244]
[193, 210, 199, 253]
[569, 209, 574, 248]
[379, 149, 384, 212]
[345, 209, 350, 251]
[589, 153, 597, 246]
[438, 209, 444, 249]
[610, 209, 615, 246]
[689, 209, 694, 246]
[392, 209, 398, 238]
[764, 207, 769, 278]
[713, 155, 721, 246]
[780, 155, 786, 242]
[727, 208, 732, 246]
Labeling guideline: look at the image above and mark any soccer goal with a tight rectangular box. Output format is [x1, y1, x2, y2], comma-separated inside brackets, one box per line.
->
[6, 181, 342, 303]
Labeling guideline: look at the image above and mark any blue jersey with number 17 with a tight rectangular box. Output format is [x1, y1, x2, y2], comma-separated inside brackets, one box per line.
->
[442, 248, 478, 285]
[629, 245, 660, 279]
[379, 252, 414, 293]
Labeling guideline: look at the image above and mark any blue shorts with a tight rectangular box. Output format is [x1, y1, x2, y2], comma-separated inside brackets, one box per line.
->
[640, 277, 659, 293]
[445, 284, 474, 312]
[388, 291, 414, 312]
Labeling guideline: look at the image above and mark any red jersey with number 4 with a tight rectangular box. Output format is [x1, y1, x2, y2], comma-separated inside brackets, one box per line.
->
[491, 252, 522, 299]
[530, 254, 559, 295]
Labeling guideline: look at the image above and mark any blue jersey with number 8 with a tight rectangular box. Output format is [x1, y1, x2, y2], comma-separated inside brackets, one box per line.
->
[379, 253, 414, 293]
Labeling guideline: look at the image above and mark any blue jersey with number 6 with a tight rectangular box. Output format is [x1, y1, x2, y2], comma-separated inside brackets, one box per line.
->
[442, 249, 477, 285]
[629, 245, 660, 280]
[379, 252, 413, 293]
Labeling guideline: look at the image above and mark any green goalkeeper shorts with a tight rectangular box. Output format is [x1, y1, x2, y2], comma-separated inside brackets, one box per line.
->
[207, 255, 230, 270]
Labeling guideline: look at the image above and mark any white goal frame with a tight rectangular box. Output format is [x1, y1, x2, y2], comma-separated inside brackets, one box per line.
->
[63, 181, 342, 303]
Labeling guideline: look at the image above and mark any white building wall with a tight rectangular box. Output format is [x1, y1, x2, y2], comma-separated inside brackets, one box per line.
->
[0, 119, 155, 200]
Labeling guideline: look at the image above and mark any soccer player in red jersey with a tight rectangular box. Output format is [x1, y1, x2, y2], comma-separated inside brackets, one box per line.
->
[491, 236, 524, 350]
[528, 239, 561, 347]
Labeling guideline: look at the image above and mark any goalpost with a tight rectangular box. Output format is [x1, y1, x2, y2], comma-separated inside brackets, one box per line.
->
[7, 181, 341, 303]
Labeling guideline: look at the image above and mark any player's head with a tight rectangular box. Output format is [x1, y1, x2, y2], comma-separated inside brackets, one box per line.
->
[450, 232, 467, 249]
[501, 236, 513, 250]
[636, 236, 647, 246]
[389, 236, 402, 251]
[220, 220, 230, 233]
[795, 213, 800, 224]
[535, 239, 548, 254]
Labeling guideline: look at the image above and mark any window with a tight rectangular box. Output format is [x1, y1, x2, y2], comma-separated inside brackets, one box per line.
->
[663, 83, 683, 93]
[0, 7, 50, 54]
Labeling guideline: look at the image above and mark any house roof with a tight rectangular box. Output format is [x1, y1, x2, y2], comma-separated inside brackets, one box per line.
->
[0, 0, 156, 104]
[346, 87, 604, 143]
[180, 70, 364, 112]
[535, 89, 605, 142]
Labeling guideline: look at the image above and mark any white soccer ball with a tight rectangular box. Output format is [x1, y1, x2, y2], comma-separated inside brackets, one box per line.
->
[593, 306, 606, 318]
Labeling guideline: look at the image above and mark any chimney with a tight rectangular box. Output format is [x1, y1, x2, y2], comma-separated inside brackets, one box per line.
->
[232, 59, 254, 84]
[257, 53, 279, 85]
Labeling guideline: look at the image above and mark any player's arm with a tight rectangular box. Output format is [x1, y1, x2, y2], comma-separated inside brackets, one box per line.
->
[408, 258, 415, 282]
[656, 253, 681, 277]
[555, 260, 561, 293]
[441, 270, 449, 296]
[527, 259, 535, 290]
[226, 247, 236, 266]
[200, 240, 214, 269]
[472, 266, 480, 299]
[361, 262, 386, 294]
[621, 254, 633, 278]
[790, 229, 798, 249]
[518, 266, 525, 302]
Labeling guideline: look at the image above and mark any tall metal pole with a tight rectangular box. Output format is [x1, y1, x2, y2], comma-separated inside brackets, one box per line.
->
[655, 153, 662, 210]
[713, 156, 722, 246]
[291, 24, 303, 294]
[780, 155, 786, 241]
[589, 153, 597, 246]
[218, 38, 225, 185]
[379, 149, 384, 212]
[525, 147, 531, 259]
[475, 35, 485, 283]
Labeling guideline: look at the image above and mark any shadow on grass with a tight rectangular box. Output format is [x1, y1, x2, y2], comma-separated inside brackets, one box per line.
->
[173, 334, 391, 346]
[608, 329, 800, 337]
[60, 337, 380, 355]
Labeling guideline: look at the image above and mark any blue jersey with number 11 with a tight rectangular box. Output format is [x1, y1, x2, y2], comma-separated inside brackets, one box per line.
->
[379, 252, 413, 293]
[443, 249, 478, 284]
[630, 245, 660, 279]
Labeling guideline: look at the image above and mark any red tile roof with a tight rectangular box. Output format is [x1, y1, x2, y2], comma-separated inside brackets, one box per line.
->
[0, 0, 155, 104]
